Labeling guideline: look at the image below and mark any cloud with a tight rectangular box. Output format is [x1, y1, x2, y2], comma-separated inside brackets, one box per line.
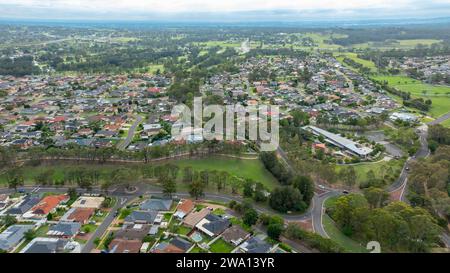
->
[0, 0, 449, 20]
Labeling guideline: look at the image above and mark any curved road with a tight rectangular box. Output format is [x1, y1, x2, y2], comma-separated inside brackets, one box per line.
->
[117, 115, 143, 150]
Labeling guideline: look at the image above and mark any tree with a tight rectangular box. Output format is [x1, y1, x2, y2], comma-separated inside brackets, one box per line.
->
[267, 223, 284, 241]
[292, 175, 314, 205]
[243, 180, 254, 198]
[5, 168, 24, 192]
[339, 166, 357, 188]
[269, 186, 306, 213]
[332, 194, 369, 236]
[183, 167, 193, 183]
[243, 208, 259, 226]
[363, 187, 389, 209]
[189, 180, 205, 200]
[1, 214, 17, 227]
[67, 188, 78, 201]
[253, 182, 267, 202]
[161, 177, 176, 198]
[24, 229, 37, 241]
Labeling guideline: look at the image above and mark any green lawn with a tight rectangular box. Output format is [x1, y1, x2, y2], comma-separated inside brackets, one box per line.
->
[322, 214, 368, 253]
[335, 159, 404, 186]
[352, 39, 442, 50]
[335, 52, 377, 72]
[441, 119, 450, 128]
[177, 225, 192, 236]
[81, 224, 98, 234]
[171, 156, 279, 190]
[209, 238, 235, 253]
[189, 246, 207, 253]
[0, 163, 124, 186]
[373, 75, 450, 118]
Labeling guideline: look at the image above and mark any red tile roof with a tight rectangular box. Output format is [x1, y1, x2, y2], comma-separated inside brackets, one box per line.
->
[32, 194, 69, 215]
[177, 199, 194, 214]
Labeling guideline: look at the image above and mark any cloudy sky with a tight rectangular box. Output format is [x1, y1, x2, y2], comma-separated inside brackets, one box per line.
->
[1, 0, 450, 21]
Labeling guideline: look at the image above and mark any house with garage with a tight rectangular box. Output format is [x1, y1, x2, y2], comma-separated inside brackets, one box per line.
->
[221, 225, 251, 246]
[61, 207, 95, 225]
[20, 237, 69, 253]
[140, 198, 172, 212]
[47, 222, 81, 239]
[195, 214, 231, 237]
[174, 199, 195, 219]
[0, 225, 34, 252]
[151, 237, 192, 253]
[124, 210, 158, 225]
[182, 207, 210, 228]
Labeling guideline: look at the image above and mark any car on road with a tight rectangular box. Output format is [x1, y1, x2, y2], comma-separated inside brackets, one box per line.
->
[318, 185, 325, 189]
[342, 190, 349, 194]
[405, 167, 410, 171]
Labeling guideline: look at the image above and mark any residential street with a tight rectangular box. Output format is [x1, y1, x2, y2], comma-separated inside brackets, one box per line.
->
[116, 115, 143, 150]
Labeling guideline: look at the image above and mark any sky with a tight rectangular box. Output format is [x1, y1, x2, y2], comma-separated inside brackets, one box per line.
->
[1, 0, 450, 21]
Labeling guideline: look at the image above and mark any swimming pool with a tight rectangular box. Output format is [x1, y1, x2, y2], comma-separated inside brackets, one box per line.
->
[191, 232, 203, 243]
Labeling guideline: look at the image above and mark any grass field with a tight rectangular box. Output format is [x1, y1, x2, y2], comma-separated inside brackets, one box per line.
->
[171, 156, 279, 190]
[209, 238, 235, 253]
[195, 41, 241, 48]
[335, 52, 377, 72]
[441, 119, 450, 128]
[352, 39, 442, 50]
[0, 163, 120, 186]
[322, 214, 368, 253]
[334, 159, 404, 186]
[373, 75, 450, 118]
[0, 156, 279, 191]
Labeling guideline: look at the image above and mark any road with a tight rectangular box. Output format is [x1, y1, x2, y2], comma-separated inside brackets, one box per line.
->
[116, 115, 143, 150]
[1, 121, 447, 251]
[427, 111, 450, 126]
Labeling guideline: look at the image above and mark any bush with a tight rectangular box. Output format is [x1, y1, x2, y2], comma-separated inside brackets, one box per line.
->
[285, 223, 344, 253]
[269, 186, 307, 213]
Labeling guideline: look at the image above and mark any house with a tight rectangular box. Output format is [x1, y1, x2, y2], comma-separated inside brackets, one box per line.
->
[0, 225, 34, 251]
[71, 196, 105, 209]
[115, 224, 151, 241]
[221, 225, 251, 246]
[195, 214, 231, 237]
[6, 195, 41, 215]
[61, 207, 95, 225]
[20, 237, 69, 253]
[174, 199, 195, 219]
[31, 194, 69, 215]
[152, 237, 192, 253]
[183, 208, 210, 228]
[124, 210, 158, 225]
[47, 222, 81, 238]
[109, 238, 142, 253]
[238, 236, 272, 253]
[140, 198, 172, 212]
[389, 112, 418, 123]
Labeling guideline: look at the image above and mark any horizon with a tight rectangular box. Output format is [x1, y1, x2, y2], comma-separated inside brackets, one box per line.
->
[1, 0, 450, 22]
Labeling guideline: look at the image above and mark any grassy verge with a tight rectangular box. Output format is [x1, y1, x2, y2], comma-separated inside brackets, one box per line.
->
[322, 214, 368, 253]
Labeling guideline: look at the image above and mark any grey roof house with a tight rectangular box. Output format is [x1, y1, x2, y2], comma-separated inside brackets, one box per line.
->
[140, 198, 172, 211]
[239, 236, 272, 253]
[0, 225, 34, 251]
[195, 214, 230, 237]
[124, 210, 158, 224]
[6, 195, 41, 215]
[20, 237, 68, 253]
[47, 222, 81, 238]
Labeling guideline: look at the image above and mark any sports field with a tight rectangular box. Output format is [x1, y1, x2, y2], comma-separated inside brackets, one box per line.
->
[373, 75, 450, 118]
